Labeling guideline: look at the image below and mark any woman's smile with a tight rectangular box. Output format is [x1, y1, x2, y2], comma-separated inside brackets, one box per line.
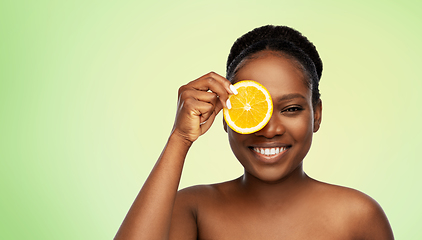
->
[249, 144, 291, 164]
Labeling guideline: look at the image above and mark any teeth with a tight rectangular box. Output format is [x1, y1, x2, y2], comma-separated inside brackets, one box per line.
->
[253, 147, 287, 156]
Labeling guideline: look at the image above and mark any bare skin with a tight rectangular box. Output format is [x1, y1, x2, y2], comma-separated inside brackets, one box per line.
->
[115, 52, 394, 240]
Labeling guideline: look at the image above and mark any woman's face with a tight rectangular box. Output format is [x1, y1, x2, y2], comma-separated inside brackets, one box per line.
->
[226, 51, 322, 183]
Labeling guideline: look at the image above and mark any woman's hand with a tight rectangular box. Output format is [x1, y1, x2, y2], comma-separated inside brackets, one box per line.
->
[172, 72, 234, 144]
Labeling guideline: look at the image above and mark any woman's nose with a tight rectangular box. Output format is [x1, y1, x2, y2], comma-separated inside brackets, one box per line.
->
[254, 114, 285, 138]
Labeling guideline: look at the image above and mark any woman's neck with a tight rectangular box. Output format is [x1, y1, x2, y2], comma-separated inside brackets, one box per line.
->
[237, 163, 311, 207]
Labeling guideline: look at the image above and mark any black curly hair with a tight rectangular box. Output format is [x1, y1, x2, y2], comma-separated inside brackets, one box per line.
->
[226, 25, 323, 107]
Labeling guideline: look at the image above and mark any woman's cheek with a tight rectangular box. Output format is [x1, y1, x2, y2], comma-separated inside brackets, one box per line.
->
[286, 115, 314, 141]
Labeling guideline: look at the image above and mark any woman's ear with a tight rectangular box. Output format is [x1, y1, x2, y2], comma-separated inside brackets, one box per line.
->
[313, 99, 322, 133]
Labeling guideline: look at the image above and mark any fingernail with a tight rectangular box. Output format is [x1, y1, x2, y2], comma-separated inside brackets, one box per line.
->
[229, 84, 238, 95]
[226, 99, 232, 109]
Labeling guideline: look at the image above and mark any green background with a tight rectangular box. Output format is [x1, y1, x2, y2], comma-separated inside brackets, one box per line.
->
[1, 0, 421, 239]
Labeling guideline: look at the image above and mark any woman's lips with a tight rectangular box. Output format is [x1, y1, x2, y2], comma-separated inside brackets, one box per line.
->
[250, 146, 290, 163]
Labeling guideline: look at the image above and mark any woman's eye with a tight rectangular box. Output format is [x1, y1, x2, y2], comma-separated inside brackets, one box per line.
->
[282, 106, 303, 113]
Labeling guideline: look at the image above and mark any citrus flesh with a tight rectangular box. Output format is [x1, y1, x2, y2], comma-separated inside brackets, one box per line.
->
[223, 80, 273, 134]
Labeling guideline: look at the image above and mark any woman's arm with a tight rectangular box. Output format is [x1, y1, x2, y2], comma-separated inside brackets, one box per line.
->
[114, 133, 191, 239]
[114, 72, 233, 240]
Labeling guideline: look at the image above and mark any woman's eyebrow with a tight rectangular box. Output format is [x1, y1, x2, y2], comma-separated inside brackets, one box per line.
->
[277, 93, 306, 102]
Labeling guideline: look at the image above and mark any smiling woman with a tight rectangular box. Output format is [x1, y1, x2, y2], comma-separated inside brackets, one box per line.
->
[114, 25, 394, 240]
[227, 53, 318, 183]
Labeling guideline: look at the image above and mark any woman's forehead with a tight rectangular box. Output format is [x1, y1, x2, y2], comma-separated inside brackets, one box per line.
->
[234, 54, 310, 98]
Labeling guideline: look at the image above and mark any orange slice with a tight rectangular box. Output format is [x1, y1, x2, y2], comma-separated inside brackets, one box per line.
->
[223, 80, 273, 134]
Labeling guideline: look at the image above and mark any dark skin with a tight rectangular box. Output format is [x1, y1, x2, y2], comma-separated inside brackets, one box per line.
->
[115, 51, 394, 240]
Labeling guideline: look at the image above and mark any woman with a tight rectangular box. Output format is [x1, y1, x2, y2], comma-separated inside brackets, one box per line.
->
[115, 25, 394, 239]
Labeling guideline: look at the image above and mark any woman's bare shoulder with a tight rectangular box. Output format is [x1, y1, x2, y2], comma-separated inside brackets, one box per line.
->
[311, 180, 382, 212]
[175, 178, 241, 210]
[312, 180, 373, 201]
[170, 180, 239, 239]
[176, 177, 240, 202]
[310, 180, 394, 239]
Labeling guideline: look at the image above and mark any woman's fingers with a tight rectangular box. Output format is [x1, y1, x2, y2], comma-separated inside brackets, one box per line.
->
[174, 72, 235, 142]
[189, 89, 219, 107]
[181, 90, 218, 121]
[189, 72, 235, 109]
[196, 100, 224, 136]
